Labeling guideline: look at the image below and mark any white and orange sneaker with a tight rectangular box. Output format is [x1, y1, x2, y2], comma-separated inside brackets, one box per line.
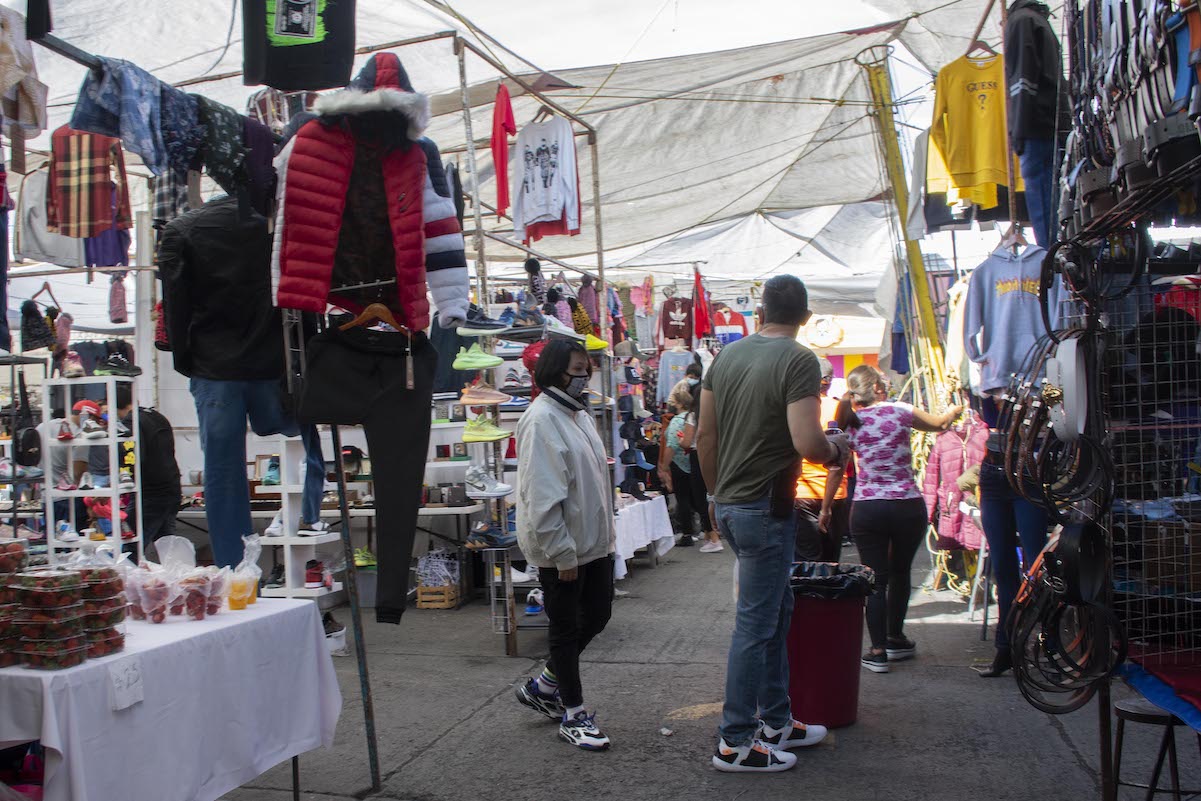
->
[712, 738, 797, 773]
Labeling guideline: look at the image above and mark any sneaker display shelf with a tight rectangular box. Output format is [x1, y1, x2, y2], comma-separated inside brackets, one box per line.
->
[42, 375, 144, 562]
[0, 356, 48, 536]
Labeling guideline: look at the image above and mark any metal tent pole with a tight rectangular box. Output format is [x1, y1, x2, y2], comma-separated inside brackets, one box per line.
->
[456, 36, 491, 305]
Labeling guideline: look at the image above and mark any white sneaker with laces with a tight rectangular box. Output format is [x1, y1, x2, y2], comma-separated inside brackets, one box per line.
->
[559, 711, 611, 750]
[264, 512, 284, 537]
[545, 316, 585, 341]
[465, 465, 513, 499]
[712, 738, 797, 773]
[81, 418, 106, 439]
[759, 719, 828, 750]
[118, 470, 135, 490]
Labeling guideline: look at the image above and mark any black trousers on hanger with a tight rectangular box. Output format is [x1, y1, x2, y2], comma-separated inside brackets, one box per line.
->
[299, 326, 436, 625]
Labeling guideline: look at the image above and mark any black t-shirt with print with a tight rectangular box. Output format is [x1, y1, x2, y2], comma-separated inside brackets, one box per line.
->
[243, 0, 356, 91]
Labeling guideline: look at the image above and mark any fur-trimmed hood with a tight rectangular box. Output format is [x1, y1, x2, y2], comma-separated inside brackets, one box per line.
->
[312, 52, 430, 140]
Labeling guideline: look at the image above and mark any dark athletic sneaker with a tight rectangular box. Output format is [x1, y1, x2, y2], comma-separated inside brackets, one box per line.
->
[886, 636, 916, 662]
[515, 678, 564, 720]
[559, 712, 611, 750]
[862, 650, 890, 673]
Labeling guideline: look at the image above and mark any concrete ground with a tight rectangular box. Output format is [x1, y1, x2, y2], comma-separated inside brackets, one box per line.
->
[224, 543, 1199, 801]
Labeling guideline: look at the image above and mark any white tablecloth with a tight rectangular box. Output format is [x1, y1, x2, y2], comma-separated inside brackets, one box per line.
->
[0, 599, 342, 801]
[613, 495, 675, 579]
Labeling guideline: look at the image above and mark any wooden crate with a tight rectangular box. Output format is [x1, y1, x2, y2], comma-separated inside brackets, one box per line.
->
[416, 585, 460, 610]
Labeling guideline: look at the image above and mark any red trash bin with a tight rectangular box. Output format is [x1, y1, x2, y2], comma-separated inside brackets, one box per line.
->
[785, 565, 870, 728]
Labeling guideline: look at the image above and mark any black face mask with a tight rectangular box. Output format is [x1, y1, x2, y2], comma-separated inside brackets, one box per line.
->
[564, 373, 589, 399]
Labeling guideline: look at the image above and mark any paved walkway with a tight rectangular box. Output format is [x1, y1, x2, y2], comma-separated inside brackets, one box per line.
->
[226, 543, 1195, 801]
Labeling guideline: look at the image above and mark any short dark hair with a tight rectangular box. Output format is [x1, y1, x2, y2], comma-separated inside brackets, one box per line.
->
[533, 339, 589, 391]
[115, 384, 133, 410]
[761, 275, 810, 327]
[685, 362, 702, 379]
[689, 381, 703, 416]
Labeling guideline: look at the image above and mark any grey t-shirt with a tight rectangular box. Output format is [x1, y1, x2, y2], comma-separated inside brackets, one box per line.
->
[703, 333, 821, 504]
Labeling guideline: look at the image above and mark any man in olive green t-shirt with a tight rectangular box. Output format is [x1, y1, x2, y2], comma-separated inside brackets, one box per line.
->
[696, 274, 849, 773]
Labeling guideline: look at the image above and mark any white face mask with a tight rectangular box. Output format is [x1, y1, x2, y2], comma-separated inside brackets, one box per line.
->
[564, 374, 589, 399]
[686, 378, 700, 386]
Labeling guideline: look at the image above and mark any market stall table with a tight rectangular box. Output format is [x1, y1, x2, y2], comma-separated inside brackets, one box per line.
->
[0, 598, 341, 801]
[614, 495, 675, 579]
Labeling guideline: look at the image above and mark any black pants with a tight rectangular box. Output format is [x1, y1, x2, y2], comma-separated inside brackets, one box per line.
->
[140, 492, 179, 542]
[669, 462, 710, 536]
[851, 498, 927, 649]
[794, 497, 850, 562]
[299, 326, 435, 625]
[687, 451, 712, 531]
[542, 555, 614, 708]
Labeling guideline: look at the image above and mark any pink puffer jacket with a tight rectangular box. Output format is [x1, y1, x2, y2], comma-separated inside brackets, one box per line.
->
[922, 413, 988, 550]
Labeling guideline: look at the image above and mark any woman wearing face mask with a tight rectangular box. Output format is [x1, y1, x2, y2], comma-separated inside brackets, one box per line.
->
[512, 339, 617, 751]
[834, 365, 964, 674]
[667, 362, 703, 413]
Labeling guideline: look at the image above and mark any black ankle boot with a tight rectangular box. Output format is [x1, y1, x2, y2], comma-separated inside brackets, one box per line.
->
[978, 649, 1012, 678]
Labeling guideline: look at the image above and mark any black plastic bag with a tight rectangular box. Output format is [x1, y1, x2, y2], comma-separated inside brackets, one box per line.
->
[790, 562, 875, 599]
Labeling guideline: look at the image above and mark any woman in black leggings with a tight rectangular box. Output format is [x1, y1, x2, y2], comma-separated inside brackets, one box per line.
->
[833, 366, 963, 674]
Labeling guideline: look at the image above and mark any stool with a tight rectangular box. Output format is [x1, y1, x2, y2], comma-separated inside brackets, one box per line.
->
[1114, 697, 1201, 800]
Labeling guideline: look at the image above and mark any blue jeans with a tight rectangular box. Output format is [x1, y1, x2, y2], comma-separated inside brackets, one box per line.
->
[190, 378, 324, 567]
[715, 494, 796, 745]
[1019, 137, 1056, 248]
[978, 463, 1048, 650]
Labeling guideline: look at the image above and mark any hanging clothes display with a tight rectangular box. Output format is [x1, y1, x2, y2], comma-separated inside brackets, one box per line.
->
[659, 294, 693, 346]
[492, 83, 516, 219]
[712, 304, 748, 344]
[692, 269, 711, 341]
[242, 0, 357, 91]
[963, 244, 1063, 394]
[0, 5, 47, 139]
[931, 54, 1024, 209]
[45, 126, 133, 239]
[922, 412, 988, 551]
[15, 169, 85, 267]
[510, 114, 580, 243]
[273, 53, 469, 328]
[578, 275, 599, 326]
[656, 348, 694, 405]
[70, 57, 168, 176]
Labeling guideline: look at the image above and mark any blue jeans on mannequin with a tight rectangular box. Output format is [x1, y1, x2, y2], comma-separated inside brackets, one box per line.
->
[1018, 137, 1056, 248]
[715, 494, 795, 746]
[190, 378, 325, 567]
[978, 462, 1049, 650]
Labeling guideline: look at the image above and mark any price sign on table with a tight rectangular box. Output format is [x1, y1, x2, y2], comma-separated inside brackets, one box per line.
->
[108, 656, 144, 711]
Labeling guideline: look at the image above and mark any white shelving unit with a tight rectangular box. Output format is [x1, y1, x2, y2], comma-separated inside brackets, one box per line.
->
[42, 375, 143, 563]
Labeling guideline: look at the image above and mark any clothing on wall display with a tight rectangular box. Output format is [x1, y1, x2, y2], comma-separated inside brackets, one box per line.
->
[712, 308, 748, 344]
[45, 126, 133, 239]
[656, 349, 694, 405]
[922, 413, 987, 550]
[242, 0, 357, 91]
[659, 296, 693, 346]
[15, 169, 85, 267]
[0, 5, 47, 139]
[492, 84, 516, 219]
[510, 115, 580, 243]
[70, 57, 168, 176]
[963, 244, 1063, 394]
[931, 54, 1024, 209]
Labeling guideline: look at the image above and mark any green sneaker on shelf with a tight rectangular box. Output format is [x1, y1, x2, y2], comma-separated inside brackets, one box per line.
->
[353, 548, 377, 568]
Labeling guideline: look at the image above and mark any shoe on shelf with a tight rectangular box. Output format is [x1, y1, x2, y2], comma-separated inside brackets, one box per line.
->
[861, 650, 889, 673]
[56, 419, 74, 441]
[261, 457, 280, 486]
[513, 306, 545, 327]
[77, 472, 95, 490]
[515, 678, 565, 720]
[20, 465, 43, 479]
[456, 304, 510, 337]
[460, 381, 512, 406]
[81, 418, 106, 440]
[559, 712, 611, 751]
[699, 539, 725, 554]
[0, 460, 19, 481]
[759, 719, 828, 750]
[885, 636, 916, 662]
[497, 307, 516, 327]
[353, 547, 377, 568]
[545, 316, 585, 341]
[712, 739, 797, 773]
[264, 564, 286, 589]
[524, 587, 545, 616]
[118, 470, 135, 490]
[465, 465, 513, 498]
[62, 350, 85, 378]
[584, 333, 609, 352]
[55, 479, 77, 491]
[94, 353, 142, 376]
[114, 419, 132, 438]
[452, 343, 504, 371]
[499, 395, 529, 411]
[299, 519, 331, 536]
[462, 417, 512, 444]
[494, 566, 531, 584]
[501, 367, 523, 388]
[304, 559, 324, 589]
[56, 521, 80, 543]
[264, 512, 284, 537]
[465, 522, 517, 549]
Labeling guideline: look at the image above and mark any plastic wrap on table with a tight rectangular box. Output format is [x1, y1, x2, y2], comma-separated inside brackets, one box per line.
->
[230, 535, 262, 609]
[789, 562, 876, 599]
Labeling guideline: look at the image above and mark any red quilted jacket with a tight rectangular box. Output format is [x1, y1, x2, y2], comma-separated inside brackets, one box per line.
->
[921, 412, 988, 550]
[274, 53, 468, 330]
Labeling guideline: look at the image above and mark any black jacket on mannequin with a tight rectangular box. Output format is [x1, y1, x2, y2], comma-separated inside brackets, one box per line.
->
[157, 196, 283, 380]
[1004, 0, 1068, 151]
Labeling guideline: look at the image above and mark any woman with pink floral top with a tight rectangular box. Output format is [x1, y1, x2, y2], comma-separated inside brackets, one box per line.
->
[833, 365, 964, 674]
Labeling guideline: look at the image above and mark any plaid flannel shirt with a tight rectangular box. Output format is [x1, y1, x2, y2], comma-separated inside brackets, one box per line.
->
[46, 125, 132, 239]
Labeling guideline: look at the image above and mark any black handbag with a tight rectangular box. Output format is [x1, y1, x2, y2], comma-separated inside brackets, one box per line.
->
[13, 371, 41, 467]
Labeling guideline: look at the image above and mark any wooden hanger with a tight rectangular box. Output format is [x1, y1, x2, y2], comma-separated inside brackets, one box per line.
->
[966, 39, 998, 58]
[31, 281, 61, 310]
[998, 223, 1028, 254]
[533, 104, 554, 123]
[338, 303, 409, 334]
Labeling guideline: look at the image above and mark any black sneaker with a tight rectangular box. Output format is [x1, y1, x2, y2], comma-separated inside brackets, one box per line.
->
[264, 564, 285, 589]
[94, 354, 142, 376]
[559, 711, 611, 750]
[456, 304, 509, 336]
[712, 738, 797, 773]
[886, 636, 916, 662]
[322, 612, 345, 636]
[515, 678, 565, 720]
[862, 650, 889, 673]
[678, 534, 695, 547]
